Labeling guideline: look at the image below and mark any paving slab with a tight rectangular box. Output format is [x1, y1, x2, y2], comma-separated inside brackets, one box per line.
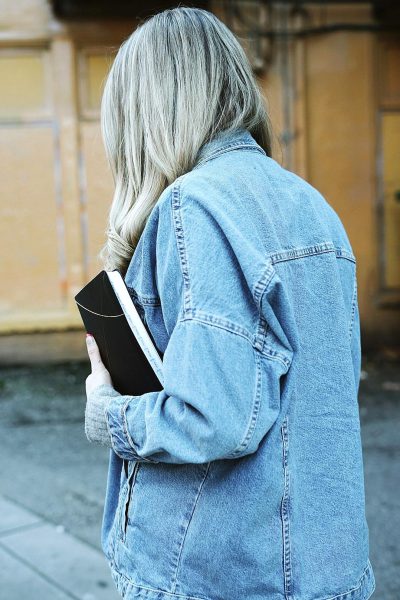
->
[0, 545, 71, 600]
[1, 516, 120, 600]
[0, 494, 42, 534]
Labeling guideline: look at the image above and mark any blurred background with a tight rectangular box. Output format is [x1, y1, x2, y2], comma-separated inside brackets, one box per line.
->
[0, 1, 399, 599]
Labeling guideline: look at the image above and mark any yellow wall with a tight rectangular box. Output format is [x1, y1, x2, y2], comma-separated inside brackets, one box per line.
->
[299, 27, 400, 345]
[305, 31, 381, 339]
[0, 1, 398, 349]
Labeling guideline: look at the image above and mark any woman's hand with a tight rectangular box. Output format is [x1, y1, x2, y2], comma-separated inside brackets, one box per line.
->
[85, 333, 113, 396]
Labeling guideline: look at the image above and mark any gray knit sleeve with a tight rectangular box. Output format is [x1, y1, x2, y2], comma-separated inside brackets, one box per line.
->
[84, 383, 120, 448]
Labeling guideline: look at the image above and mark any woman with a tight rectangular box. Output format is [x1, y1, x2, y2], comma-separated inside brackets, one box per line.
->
[84, 7, 375, 600]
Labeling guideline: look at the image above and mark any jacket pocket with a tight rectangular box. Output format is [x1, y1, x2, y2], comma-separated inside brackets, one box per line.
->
[120, 460, 140, 543]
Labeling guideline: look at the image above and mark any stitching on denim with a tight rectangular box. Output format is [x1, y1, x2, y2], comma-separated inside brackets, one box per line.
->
[104, 402, 122, 458]
[225, 346, 263, 458]
[110, 563, 214, 600]
[265, 241, 356, 265]
[262, 345, 292, 370]
[126, 285, 161, 306]
[317, 559, 374, 600]
[120, 396, 158, 463]
[178, 314, 290, 367]
[170, 176, 292, 367]
[171, 462, 211, 593]
[254, 313, 269, 352]
[253, 263, 275, 307]
[280, 415, 293, 600]
[193, 143, 266, 170]
[179, 310, 291, 368]
[335, 247, 357, 263]
[252, 243, 355, 308]
[115, 477, 130, 542]
[349, 267, 358, 343]
[271, 241, 336, 263]
[254, 270, 293, 370]
[121, 460, 140, 543]
[179, 310, 253, 342]
[171, 181, 192, 315]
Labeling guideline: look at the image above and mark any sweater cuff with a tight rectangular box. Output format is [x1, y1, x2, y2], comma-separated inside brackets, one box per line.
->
[84, 383, 119, 448]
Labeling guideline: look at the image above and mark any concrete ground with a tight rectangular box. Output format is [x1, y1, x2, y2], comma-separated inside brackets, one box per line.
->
[0, 346, 399, 599]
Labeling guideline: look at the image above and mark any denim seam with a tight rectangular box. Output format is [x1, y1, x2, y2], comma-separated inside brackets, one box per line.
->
[120, 460, 141, 543]
[193, 143, 266, 170]
[281, 415, 293, 600]
[171, 172, 292, 368]
[335, 248, 357, 263]
[108, 559, 373, 600]
[316, 559, 374, 600]
[254, 313, 269, 352]
[171, 180, 192, 315]
[348, 267, 358, 343]
[115, 478, 129, 542]
[254, 270, 293, 370]
[121, 396, 159, 463]
[104, 402, 124, 460]
[105, 394, 158, 463]
[126, 285, 161, 306]
[225, 346, 263, 458]
[179, 310, 253, 342]
[179, 313, 290, 369]
[108, 561, 214, 600]
[262, 345, 292, 370]
[253, 263, 275, 307]
[171, 462, 212, 594]
[253, 244, 355, 305]
[266, 242, 355, 265]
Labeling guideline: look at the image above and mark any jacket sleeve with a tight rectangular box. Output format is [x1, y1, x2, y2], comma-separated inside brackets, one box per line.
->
[87, 180, 294, 465]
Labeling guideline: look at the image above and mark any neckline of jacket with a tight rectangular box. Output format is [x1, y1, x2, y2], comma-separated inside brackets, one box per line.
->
[193, 127, 267, 169]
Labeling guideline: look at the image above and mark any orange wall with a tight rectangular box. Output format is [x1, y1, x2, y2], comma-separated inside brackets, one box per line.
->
[304, 31, 384, 344]
[0, 1, 398, 349]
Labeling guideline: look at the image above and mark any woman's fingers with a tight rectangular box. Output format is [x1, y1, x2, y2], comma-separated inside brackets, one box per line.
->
[85, 334, 113, 395]
[86, 334, 105, 372]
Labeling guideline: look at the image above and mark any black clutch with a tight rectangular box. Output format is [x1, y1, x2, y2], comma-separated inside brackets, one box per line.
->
[74, 269, 163, 396]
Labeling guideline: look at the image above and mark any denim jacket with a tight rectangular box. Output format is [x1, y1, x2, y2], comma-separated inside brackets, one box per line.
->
[87, 126, 375, 600]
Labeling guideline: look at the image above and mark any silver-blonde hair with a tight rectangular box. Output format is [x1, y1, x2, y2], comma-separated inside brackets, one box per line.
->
[99, 6, 273, 276]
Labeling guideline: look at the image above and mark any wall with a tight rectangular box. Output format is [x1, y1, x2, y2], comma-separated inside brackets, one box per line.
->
[0, 0, 398, 349]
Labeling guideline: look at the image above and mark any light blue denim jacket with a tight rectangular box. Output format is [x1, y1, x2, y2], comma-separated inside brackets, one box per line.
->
[89, 127, 375, 600]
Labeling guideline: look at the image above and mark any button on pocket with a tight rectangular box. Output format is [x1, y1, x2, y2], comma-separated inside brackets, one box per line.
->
[121, 460, 140, 542]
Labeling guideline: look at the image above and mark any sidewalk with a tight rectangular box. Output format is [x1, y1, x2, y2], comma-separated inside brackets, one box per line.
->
[0, 359, 119, 599]
[0, 351, 399, 599]
[0, 495, 119, 600]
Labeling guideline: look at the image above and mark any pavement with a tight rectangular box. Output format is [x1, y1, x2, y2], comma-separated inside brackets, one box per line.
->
[0, 359, 120, 600]
[0, 348, 399, 600]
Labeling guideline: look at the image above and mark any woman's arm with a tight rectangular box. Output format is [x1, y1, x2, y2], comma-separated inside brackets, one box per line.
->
[84, 180, 294, 464]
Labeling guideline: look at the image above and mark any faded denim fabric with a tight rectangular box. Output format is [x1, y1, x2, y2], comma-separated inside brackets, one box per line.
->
[98, 126, 375, 600]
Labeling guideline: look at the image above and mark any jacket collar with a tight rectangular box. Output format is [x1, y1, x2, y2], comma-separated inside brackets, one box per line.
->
[194, 126, 266, 168]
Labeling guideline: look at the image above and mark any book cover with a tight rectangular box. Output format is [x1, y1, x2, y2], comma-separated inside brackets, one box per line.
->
[74, 269, 164, 396]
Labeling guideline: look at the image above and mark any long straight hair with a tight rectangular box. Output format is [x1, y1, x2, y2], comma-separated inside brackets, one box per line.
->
[99, 6, 273, 276]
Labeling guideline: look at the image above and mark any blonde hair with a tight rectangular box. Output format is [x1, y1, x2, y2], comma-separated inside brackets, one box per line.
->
[99, 6, 273, 276]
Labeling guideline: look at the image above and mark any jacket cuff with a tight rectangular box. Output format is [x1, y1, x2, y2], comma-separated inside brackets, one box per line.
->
[90, 384, 159, 463]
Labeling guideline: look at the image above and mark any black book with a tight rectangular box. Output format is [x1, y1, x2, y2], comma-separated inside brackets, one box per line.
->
[74, 269, 164, 396]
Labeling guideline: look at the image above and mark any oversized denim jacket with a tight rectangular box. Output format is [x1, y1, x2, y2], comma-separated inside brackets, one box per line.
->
[90, 127, 375, 600]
